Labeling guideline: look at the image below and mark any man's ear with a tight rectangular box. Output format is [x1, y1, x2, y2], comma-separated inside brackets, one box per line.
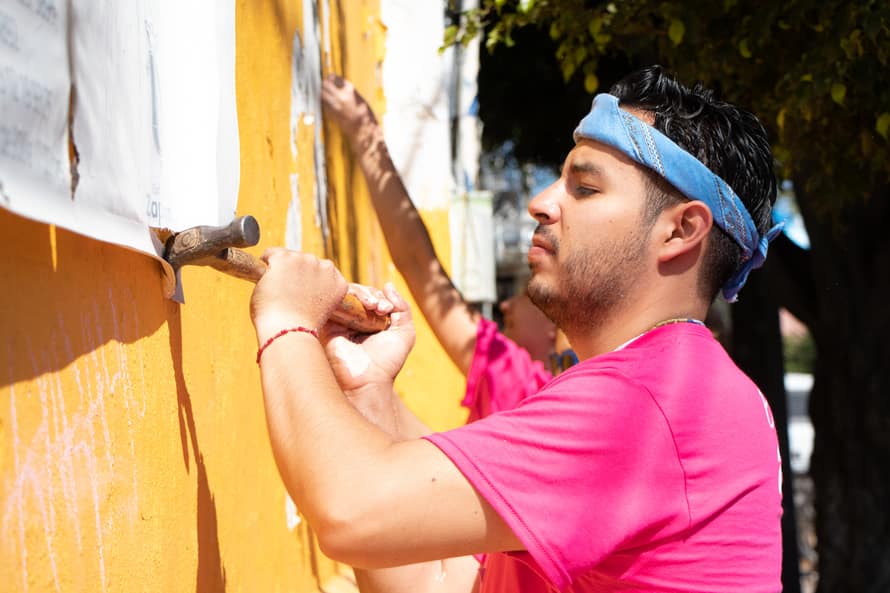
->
[656, 200, 713, 263]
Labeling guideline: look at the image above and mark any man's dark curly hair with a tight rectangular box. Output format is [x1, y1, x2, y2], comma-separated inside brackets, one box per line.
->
[609, 65, 778, 300]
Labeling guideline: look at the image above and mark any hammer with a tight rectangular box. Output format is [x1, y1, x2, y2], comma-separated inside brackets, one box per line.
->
[163, 216, 390, 333]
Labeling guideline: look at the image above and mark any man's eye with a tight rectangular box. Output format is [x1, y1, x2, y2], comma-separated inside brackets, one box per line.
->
[576, 186, 598, 197]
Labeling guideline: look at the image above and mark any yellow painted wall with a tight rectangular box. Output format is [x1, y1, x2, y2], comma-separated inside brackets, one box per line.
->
[0, 2, 466, 591]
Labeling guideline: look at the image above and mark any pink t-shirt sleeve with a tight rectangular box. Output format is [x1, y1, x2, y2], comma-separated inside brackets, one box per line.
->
[428, 365, 689, 589]
[463, 318, 552, 421]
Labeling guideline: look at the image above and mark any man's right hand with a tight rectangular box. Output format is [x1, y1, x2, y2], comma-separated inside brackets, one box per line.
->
[250, 249, 348, 347]
[321, 74, 378, 142]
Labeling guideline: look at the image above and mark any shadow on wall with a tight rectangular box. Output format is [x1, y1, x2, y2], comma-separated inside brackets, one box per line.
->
[1, 208, 168, 388]
[168, 305, 226, 591]
[1, 206, 227, 588]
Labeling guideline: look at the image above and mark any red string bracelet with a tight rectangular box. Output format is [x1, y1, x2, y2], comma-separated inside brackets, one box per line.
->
[256, 326, 319, 364]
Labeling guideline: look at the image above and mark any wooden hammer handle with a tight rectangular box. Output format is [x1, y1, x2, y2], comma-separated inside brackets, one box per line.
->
[208, 248, 391, 334]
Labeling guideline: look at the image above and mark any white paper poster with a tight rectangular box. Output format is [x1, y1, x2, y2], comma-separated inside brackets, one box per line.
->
[0, 1, 239, 297]
[0, 1, 72, 216]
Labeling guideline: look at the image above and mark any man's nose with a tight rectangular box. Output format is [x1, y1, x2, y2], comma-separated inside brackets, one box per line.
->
[528, 185, 560, 224]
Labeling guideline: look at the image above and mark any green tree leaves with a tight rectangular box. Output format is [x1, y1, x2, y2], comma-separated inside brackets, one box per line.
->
[668, 19, 685, 46]
[877, 113, 890, 140]
[831, 82, 847, 105]
[451, 0, 890, 217]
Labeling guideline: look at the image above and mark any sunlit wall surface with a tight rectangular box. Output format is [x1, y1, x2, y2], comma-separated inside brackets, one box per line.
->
[0, 2, 467, 591]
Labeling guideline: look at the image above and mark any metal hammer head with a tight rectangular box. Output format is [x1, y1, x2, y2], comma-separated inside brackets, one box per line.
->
[163, 215, 260, 271]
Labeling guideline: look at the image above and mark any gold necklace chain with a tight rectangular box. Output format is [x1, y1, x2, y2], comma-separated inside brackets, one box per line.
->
[650, 317, 705, 331]
[614, 317, 706, 353]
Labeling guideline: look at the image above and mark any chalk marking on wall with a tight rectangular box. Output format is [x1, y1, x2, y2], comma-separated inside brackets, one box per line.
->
[83, 307, 118, 593]
[5, 383, 30, 593]
[2, 294, 147, 593]
[90, 301, 116, 476]
[76, 436, 107, 593]
[108, 287, 143, 516]
[76, 318, 113, 589]
[3, 366, 62, 592]
[7, 451, 56, 592]
[67, 325, 110, 592]
[38, 363, 57, 535]
[59, 312, 86, 549]
[32, 346, 63, 592]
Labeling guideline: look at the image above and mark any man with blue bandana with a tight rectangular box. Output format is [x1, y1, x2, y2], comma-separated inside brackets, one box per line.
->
[249, 65, 783, 593]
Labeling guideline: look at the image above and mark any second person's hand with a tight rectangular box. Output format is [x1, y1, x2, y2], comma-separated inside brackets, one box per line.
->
[321, 74, 378, 142]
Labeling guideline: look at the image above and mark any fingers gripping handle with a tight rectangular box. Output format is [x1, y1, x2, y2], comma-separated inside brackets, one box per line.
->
[329, 291, 390, 333]
[210, 248, 391, 334]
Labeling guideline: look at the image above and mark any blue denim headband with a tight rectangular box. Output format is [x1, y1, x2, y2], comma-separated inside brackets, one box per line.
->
[573, 93, 783, 302]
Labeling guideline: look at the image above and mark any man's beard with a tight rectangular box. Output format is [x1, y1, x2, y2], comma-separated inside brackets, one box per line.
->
[527, 225, 648, 333]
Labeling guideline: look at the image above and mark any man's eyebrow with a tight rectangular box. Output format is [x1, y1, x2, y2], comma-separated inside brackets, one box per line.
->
[569, 161, 605, 177]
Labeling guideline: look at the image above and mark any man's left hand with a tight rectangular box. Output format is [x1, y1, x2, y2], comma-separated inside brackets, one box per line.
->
[321, 282, 416, 395]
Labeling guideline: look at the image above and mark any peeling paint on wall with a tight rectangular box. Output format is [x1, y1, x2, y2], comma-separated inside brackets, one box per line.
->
[286, 173, 302, 251]
[284, 493, 301, 531]
[290, 1, 330, 247]
[319, 0, 332, 72]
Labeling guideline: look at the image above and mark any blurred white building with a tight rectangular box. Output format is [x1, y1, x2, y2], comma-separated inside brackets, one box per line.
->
[785, 372, 814, 474]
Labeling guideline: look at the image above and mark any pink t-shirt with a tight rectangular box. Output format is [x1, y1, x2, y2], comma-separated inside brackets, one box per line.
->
[463, 317, 553, 422]
[426, 323, 782, 592]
